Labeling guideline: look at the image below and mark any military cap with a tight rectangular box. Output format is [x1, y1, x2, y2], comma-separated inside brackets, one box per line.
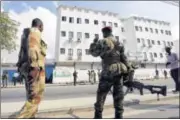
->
[102, 26, 112, 32]
[165, 46, 171, 50]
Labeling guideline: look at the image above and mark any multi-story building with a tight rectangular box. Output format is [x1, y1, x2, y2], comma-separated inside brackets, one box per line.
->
[122, 16, 174, 68]
[55, 5, 126, 70]
[55, 5, 174, 70]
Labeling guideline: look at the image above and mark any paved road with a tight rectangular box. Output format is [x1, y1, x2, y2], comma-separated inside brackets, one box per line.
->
[1, 79, 175, 103]
[37, 97, 179, 118]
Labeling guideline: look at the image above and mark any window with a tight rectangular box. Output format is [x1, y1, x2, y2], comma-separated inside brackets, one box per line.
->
[163, 41, 166, 46]
[150, 52, 153, 58]
[155, 29, 158, 34]
[161, 30, 164, 34]
[168, 31, 171, 36]
[77, 32, 82, 39]
[68, 31, 74, 39]
[114, 23, 118, 27]
[94, 20, 98, 25]
[135, 26, 139, 31]
[60, 48, 65, 54]
[121, 27, 125, 32]
[167, 42, 171, 46]
[69, 17, 74, 23]
[102, 21, 106, 26]
[145, 27, 148, 32]
[77, 49, 82, 56]
[151, 40, 155, 45]
[147, 39, 151, 45]
[143, 52, 147, 59]
[68, 49, 73, 55]
[77, 18, 81, 24]
[141, 38, 145, 44]
[154, 53, 157, 57]
[115, 36, 119, 41]
[165, 30, 168, 35]
[139, 26, 143, 32]
[137, 38, 140, 43]
[150, 28, 153, 33]
[85, 33, 90, 39]
[95, 34, 99, 38]
[108, 22, 112, 26]
[123, 39, 126, 44]
[62, 16, 66, 21]
[61, 31, 66, 37]
[157, 41, 161, 45]
[85, 49, 90, 55]
[85, 19, 89, 24]
[171, 42, 173, 46]
[160, 53, 163, 58]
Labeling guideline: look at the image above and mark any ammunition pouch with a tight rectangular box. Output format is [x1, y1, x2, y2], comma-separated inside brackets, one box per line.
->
[102, 56, 121, 65]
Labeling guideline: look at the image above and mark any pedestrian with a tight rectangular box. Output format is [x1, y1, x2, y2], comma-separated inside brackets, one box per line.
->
[2, 71, 8, 88]
[9, 18, 47, 118]
[88, 70, 91, 83]
[165, 46, 180, 93]
[73, 70, 78, 86]
[164, 70, 168, 79]
[155, 69, 159, 79]
[93, 70, 96, 84]
[89, 26, 128, 118]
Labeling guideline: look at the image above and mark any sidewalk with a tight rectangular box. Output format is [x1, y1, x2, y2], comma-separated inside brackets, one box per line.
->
[1, 78, 169, 89]
[1, 88, 178, 117]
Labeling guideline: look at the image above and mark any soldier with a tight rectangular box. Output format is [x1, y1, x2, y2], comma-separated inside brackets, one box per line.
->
[2, 71, 8, 88]
[9, 18, 47, 118]
[73, 70, 78, 86]
[89, 26, 129, 119]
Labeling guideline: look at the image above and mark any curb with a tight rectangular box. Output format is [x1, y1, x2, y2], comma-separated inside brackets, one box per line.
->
[1, 94, 178, 118]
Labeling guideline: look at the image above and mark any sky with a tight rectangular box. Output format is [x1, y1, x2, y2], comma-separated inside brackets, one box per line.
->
[1, 1, 179, 60]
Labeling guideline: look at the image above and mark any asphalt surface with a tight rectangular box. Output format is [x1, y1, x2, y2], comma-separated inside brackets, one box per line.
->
[36, 97, 179, 118]
[1, 79, 176, 103]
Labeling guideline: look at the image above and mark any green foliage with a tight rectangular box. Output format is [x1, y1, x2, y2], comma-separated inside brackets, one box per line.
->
[0, 12, 19, 51]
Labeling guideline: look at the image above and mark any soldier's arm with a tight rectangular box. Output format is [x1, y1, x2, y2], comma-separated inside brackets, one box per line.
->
[99, 38, 114, 57]
[28, 29, 41, 68]
[89, 40, 102, 57]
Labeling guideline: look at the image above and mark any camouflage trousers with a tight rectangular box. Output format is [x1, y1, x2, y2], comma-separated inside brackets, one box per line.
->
[94, 75, 124, 118]
[9, 67, 45, 118]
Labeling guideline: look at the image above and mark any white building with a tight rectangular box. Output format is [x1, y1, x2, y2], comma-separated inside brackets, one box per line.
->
[55, 5, 174, 70]
[55, 5, 126, 70]
[173, 39, 179, 58]
[121, 16, 174, 68]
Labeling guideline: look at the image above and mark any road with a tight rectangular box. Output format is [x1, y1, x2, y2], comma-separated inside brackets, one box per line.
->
[1, 79, 175, 103]
[37, 97, 179, 118]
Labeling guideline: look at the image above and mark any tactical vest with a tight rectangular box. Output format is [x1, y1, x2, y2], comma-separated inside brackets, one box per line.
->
[17, 28, 30, 68]
[102, 37, 123, 65]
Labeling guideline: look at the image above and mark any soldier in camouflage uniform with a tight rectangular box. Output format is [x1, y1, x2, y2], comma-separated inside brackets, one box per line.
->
[89, 27, 130, 119]
[9, 18, 47, 118]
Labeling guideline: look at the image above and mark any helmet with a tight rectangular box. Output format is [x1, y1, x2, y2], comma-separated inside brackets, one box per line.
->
[102, 26, 112, 33]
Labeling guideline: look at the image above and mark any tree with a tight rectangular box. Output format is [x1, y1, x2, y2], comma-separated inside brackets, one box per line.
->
[0, 12, 19, 82]
[0, 12, 19, 51]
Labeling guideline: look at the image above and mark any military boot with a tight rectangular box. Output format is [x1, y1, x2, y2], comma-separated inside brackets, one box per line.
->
[94, 111, 102, 119]
[115, 112, 123, 119]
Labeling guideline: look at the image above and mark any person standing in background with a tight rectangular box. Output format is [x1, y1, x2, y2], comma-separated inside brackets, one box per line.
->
[164, 70, 168, 79]
[165, 46, 180, 93]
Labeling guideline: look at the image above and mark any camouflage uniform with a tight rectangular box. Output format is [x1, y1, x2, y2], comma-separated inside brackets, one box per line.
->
[9, 27, 47, 118]
[89, 29, 128, 118]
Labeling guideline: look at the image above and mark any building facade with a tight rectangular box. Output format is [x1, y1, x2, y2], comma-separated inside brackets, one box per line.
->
[55, 5, 174, 70]
[122, 16, 174, 68]
[55, 5, 126, 70]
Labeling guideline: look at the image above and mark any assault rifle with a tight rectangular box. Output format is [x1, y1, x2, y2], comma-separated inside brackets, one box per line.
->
[110, 70, 167, 101]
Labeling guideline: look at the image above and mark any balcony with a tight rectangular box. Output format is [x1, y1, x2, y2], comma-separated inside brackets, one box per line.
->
[142, 43, 146, 47]
[148, 44, 152, 48]
[68, 38, 73, 43]
[77, 38, 81, 43]
[68, 55, 73, 60]
[77, 55, 82, 60]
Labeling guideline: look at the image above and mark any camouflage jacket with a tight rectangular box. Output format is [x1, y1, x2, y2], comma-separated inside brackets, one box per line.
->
[89, 36, 127, 78]
[28, 28, 47, 70]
